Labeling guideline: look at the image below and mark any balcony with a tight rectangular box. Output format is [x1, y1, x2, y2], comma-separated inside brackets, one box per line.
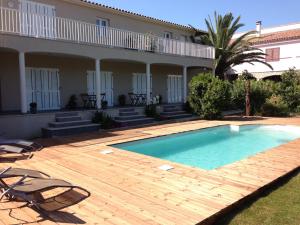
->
[0, 7, 215, 59]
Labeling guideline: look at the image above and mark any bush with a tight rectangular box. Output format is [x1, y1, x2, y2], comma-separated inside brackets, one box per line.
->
[188, 73, 231, 119]
[118, 95, 126, 106]
[278, 69, 300, 111]
[92, 111, 118, 129]
[66, 95, 77, 109]
[183, 101, 194, 114]
[231, 79, 280, 115]
[261, 95, 289, 117]
[145, 104, 158, 118]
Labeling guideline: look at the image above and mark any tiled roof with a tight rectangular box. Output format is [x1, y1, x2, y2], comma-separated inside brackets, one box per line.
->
[80, 0, 195, 31]
[250, 29, 300, 45]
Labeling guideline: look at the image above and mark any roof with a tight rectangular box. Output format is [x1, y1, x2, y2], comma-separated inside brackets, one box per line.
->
[250, 29, 300, 45]
[78, 0, 198, 31]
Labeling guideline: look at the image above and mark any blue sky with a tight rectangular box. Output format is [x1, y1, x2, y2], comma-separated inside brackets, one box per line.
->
[95, 0, 300, 32]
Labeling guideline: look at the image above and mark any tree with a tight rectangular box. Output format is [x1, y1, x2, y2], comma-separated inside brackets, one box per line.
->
[241, 70, 254, 116]
[190, 12, 272, 78]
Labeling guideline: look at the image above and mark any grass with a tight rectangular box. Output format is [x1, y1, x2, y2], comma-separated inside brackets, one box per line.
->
[216, 170, 300, 225]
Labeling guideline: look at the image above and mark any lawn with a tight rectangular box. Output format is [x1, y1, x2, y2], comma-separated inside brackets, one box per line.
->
[217, 171, 300, 225]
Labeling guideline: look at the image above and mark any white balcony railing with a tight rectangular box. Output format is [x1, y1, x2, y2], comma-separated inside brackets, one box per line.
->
[0, 7, 215, 59]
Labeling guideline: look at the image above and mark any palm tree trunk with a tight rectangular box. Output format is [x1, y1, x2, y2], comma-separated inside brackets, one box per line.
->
[245, 80, 251, 116]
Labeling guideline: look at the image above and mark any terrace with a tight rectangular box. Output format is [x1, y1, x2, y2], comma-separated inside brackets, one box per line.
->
[0, 117, 299, 224]
[0, 6, 214, 59]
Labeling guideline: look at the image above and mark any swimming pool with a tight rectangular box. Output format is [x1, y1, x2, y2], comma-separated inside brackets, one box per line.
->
[112, 125, 300, 170]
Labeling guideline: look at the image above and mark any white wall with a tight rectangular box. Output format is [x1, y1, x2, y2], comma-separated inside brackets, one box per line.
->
[232, 40, 300, 77]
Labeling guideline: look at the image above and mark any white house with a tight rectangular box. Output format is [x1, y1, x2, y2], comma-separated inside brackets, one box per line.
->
[231, 21, 300, 80]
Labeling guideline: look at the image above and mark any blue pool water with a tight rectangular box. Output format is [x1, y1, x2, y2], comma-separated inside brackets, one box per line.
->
[112, 125, 300, 170]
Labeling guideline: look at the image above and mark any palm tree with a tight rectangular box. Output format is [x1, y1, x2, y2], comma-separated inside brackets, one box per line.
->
[190, 12, 272, 79]
[241, 70, 255, 116]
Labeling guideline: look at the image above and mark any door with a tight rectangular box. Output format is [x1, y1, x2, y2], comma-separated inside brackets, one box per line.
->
[20, 0, 56, 38]
[132, 73, 152, 94]
[26, 68, 60, 111]
[87, 71, 114, 106]
[167, 75, 183, 103]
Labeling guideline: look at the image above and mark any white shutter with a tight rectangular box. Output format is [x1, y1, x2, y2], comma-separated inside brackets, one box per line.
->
[87, 71, 114, 106]
[167, 75, 183, 103]
[132, 73, 152, 95]
[26, 67, 60, 111]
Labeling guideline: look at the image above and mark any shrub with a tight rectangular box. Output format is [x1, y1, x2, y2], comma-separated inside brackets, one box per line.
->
[66, 95, 77, 109]
[231, 79, 280, 115]
[183, 101, 194, 114]
[278, 69, 300, 111]
[188, 73, 231, 119]
[118, 95, 126, 106]
[261, 95, 289, 117]
[92, 111, 118, 129]
[145, 104, 158, 118]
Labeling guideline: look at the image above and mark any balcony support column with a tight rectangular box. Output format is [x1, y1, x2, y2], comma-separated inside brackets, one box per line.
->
[183, 66, 187, 103]
[19, 52, 27, 114]
[146, 63, 151, 105]
[95, 59, 102, 109]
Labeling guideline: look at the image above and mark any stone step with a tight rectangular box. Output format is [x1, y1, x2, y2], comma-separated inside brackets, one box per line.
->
[160, 113, 194, 120]
[49, 120, 91, 128]
[119, 108, 135, 113]
[115, 117, 155, 127]
[163, 105, 183, 112]
[56, 115, 82, 122]
[119, 111, 139, 116]
[55, 112, 79, 117]
[114, 115, 145, 121]
[42, 123, 101, 138]
[160, 110, 187, 116]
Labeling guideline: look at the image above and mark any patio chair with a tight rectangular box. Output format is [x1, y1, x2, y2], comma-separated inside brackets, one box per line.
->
[0, 167, 50, 188]
[0, 137, 43, 152]
[0, 169, 90, 212]
[0, 145, 34, 159]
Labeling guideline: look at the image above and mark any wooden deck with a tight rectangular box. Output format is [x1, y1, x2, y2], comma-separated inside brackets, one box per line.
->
[0, 117, 300, 225]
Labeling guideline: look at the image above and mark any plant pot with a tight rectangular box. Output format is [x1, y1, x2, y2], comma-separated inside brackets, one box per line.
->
[30, 107, 37, 114]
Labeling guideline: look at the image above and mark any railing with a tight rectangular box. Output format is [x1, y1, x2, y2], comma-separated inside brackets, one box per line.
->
[0, 7, 215, 59]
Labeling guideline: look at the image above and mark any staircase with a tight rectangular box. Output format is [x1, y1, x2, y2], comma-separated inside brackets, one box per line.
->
[114, 108, 155, 127]
[160, 104, 193, 120]
[42, 112, 101, 137]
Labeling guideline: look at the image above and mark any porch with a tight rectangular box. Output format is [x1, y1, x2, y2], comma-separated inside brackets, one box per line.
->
[0, 49, 209, 114]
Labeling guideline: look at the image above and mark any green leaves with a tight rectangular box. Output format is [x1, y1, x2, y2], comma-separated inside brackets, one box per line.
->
[191, 12, 273, 78]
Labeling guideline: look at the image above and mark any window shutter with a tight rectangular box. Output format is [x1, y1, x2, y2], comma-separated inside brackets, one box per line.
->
[273, 48, 280, 61]
[265, 49, 273, 62]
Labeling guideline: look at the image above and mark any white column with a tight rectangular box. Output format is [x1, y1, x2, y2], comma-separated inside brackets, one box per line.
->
[95, 59, 102, 109]
[183, 66, 187, 103]
[146, 63, 151, 105]
[19, 52, 27, 114]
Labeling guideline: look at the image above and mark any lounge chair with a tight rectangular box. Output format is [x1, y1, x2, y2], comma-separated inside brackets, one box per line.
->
[0, 167, 49, 189]
[0, 137, 43, 151]
[0, 168, 90, 212]
[0, 145, 34, 159]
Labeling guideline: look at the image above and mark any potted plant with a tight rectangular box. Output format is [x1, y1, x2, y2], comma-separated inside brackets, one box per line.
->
[101, 100, 108, 109]
[29, 102, 37, 114]
[118, 94, 126, 106]
[66, 95, 77, 110]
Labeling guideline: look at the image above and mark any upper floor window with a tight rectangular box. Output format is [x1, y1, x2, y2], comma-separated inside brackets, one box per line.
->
[180, 35, 188, 42]
[266, 48, 280, 62]
[96, 18, 109, 27]
[164, 31, 173, 39]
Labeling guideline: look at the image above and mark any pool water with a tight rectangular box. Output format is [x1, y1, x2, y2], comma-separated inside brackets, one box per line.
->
[112, 125, 300, 170]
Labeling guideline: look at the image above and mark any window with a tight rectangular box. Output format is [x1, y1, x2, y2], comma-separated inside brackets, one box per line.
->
[96, 18, 109, 27]
[180, 35, 188, 42]
[265, 48, 280, 62]
[96, 18, 109, 37]
[163, 31, 172, 39]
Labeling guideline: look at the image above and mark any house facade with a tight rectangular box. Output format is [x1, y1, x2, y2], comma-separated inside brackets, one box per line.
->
[232, 21, 300, 80]
[0, 0, 214, 138]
